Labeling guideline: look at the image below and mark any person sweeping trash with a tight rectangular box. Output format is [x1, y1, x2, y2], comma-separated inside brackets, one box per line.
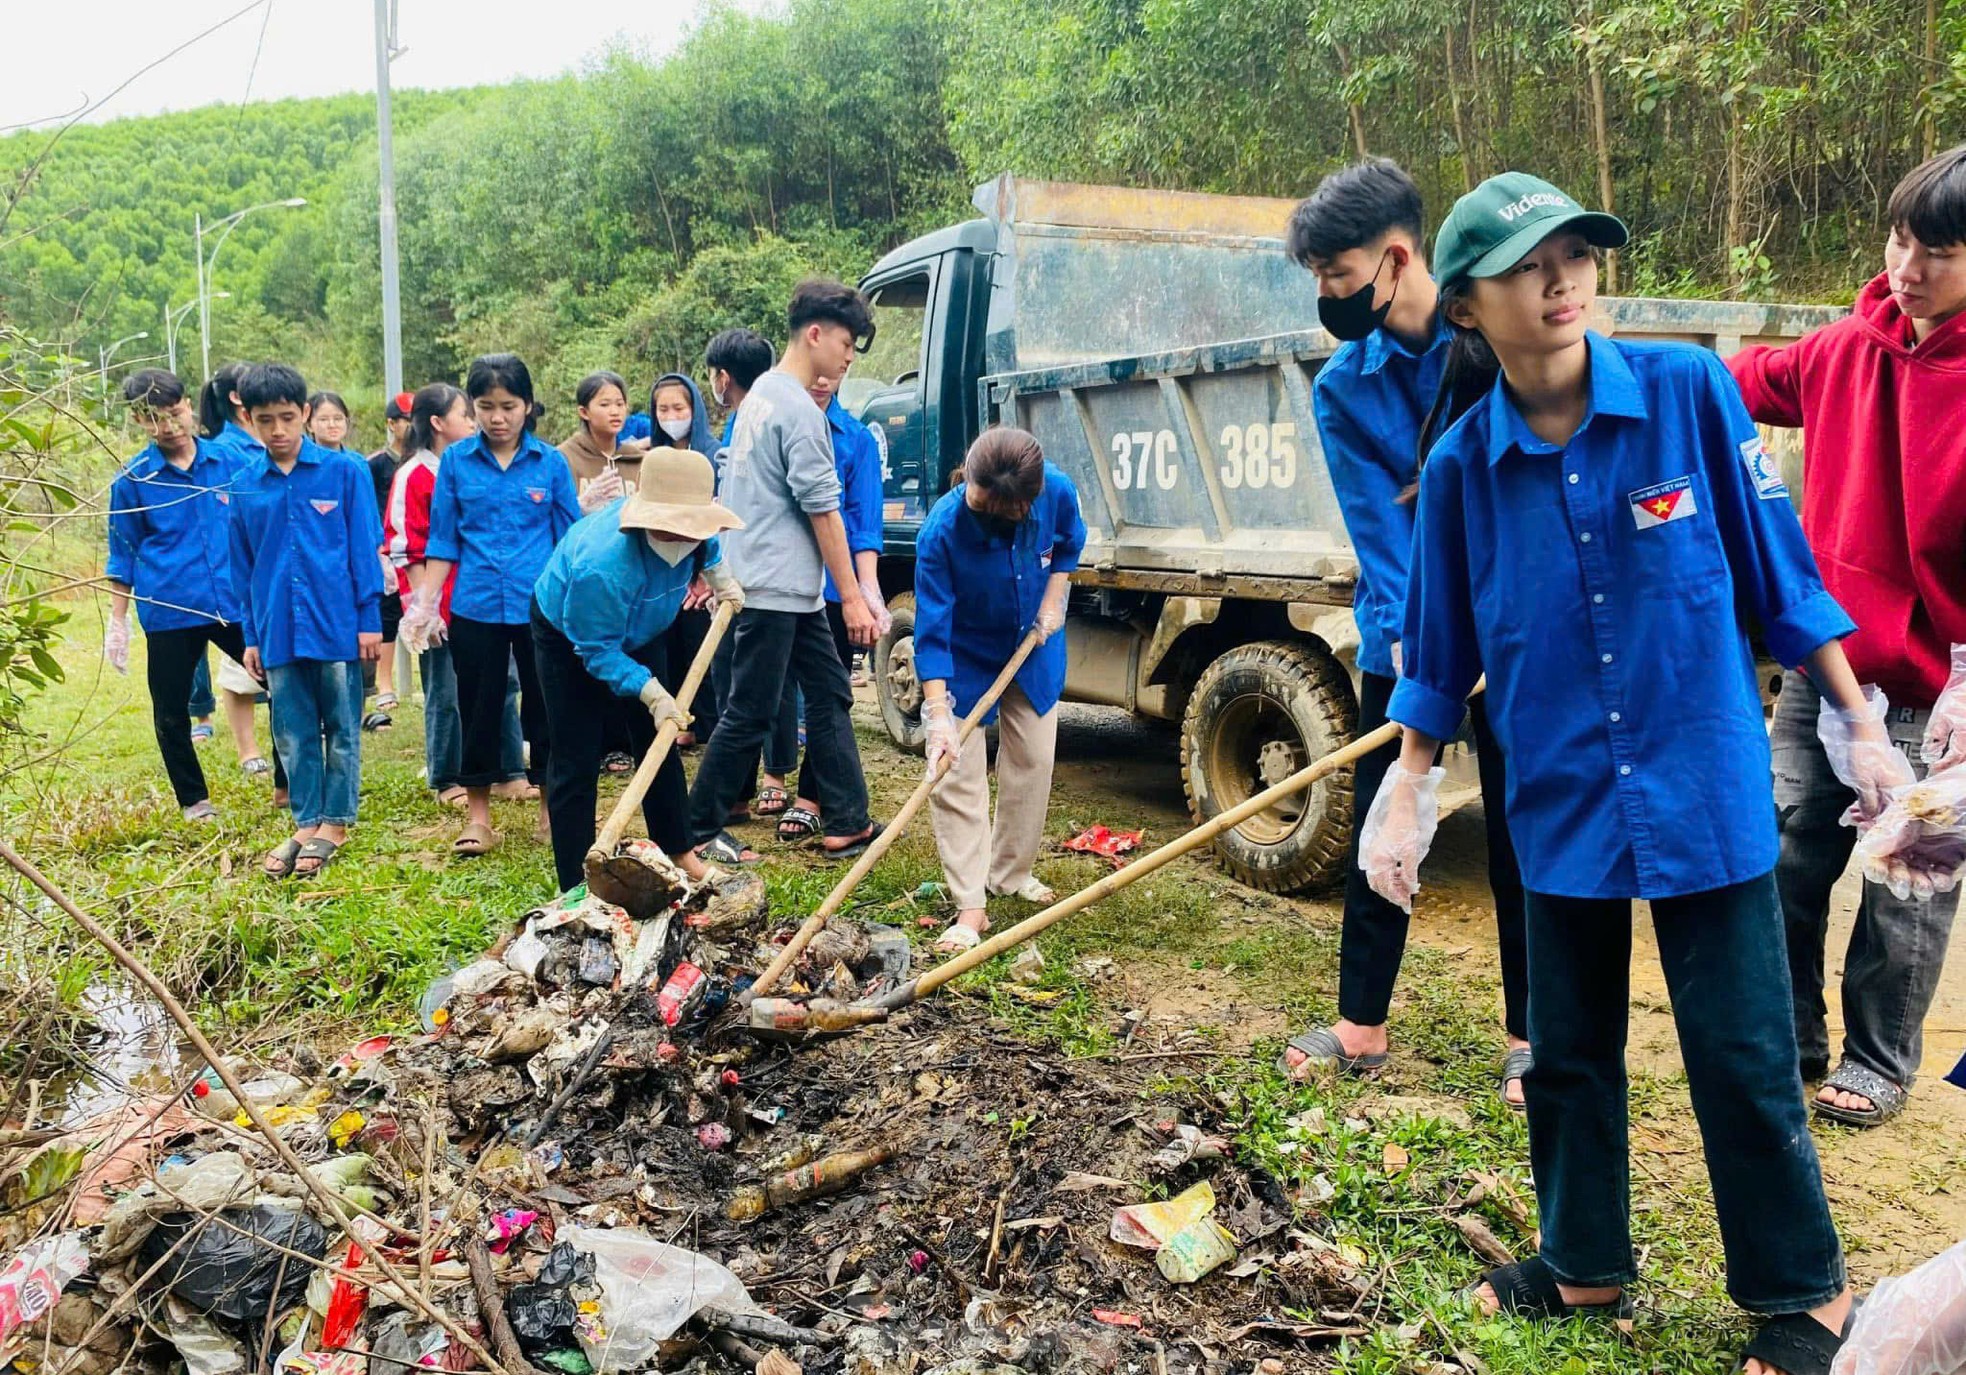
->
[530, 449, 746, 894]
[1358, 172, 1899, 1374]
[915, 427, 1086, 953]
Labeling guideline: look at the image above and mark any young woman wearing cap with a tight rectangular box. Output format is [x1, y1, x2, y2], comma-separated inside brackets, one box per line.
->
[917, 427, 1084, 952]
[1360, 173, 1894, 1373]
[531, 449, 746, 892]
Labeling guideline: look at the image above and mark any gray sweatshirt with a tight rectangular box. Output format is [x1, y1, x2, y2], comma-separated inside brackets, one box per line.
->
[719, 368, 841, 613]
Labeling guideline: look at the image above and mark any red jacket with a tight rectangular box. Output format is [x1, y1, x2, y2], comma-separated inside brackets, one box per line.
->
[1728, 272, 1966, 706]
[382, 450, 455, 619]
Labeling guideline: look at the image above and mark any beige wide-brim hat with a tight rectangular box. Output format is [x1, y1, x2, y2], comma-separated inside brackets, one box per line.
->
[617, 449, 744, 540]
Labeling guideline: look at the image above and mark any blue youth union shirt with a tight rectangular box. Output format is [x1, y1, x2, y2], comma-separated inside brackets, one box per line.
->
[913, 462, 1086, 724]
[1312, 319, 1448, 679]
[106, 439, 243, 634]
[211, 420, 266, 466]
[823, 396, 885, 605]
[534, 501, 722, 700]
[1388, 333, 1853, 900]
[227, 438, 385, 670]
[425, 432, 581, 625]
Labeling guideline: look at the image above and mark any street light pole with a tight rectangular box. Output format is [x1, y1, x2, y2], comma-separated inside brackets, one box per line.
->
[196, 198, 307, 381]
[374, 0, 405, 398]
[98, 331, 150, 384]
[167, 294, 226, 374]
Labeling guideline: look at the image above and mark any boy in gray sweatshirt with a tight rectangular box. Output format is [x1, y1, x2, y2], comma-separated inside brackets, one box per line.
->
[688, 280, 882, 863]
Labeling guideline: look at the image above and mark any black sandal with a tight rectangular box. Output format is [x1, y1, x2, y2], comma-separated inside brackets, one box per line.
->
[1501, 1046, 1535, 1113]
[777, 804, 822, 844]
[700, 831, 762, 866]
[755, 785, 790, 817]
[1472, 1257, 1632, 1321]
[1739, 1311, 1848, 1375]
[820, 822, 885, 862]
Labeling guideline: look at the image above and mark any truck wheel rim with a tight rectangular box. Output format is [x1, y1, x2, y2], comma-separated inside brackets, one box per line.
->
[885, 636, 923, 716]
[1205, 691, 1308, 845]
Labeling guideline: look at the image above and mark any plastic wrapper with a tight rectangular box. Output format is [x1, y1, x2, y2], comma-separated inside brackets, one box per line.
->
[137, 1205, 327, 1324]
[0, 1231, 89, 1346]
[1109, 1182, 1215, 1249]
[1833, 1239, 1966, 1375]
[563, 1225, 761, 1371]
[1358, 763, 1445, 912]
[507, 1241, 599, 1353]
[1853, 769, 1966, 901]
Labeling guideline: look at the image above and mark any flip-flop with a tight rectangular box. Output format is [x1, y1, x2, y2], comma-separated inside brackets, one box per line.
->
[1470, 1257, 1632, 1321]
[1279, 1026, 1390, 1080]
[777, 804, 822, 845]
[755, 785, 790, 817]
[1811, 1059, 1906, 1128]
[293, 837, 340, 878]
[935, 922, 986, 953]
[262, 838, 303, 880]
[700, 832, 762, 866]
[242, 757, 272, 776]
[190, 723, 215, 743]
[362, 710, 393, 732]
[602, 751, 635, 776]
[375, 692, 399, 711]
[453, 823, 501, 856]
[491, 779, 541, 801]
[437, 786, 470, 808]
[819, 822, 885, 862]
[1501, 1046, 1535, 1113]
[1738, 1311, 1849, 1375]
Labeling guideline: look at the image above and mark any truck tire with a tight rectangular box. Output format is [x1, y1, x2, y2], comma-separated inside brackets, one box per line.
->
[1180, 639, 1356, 893]
[875, 592, 927, 754]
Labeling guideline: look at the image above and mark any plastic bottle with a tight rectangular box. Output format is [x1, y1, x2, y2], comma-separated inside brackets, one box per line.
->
[724, 1146, 892, 1221]
[747, 997, 888, 1033]
[190, 1071, 303, 1120]
[656, 963, 707, 1027]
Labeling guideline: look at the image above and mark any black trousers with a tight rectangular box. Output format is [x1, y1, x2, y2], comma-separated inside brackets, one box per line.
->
[666, 608, 719, 739]
[146, 622, 250, 807]
[688, 607, 869, 846]
[449, 613, 547, 789]
[532, 604, 688, 893]
[1339, 671, 1529, 1039]
[790, 600, 856, 804]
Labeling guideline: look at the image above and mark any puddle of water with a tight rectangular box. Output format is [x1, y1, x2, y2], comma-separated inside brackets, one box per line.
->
[42, 982, 190, 1127]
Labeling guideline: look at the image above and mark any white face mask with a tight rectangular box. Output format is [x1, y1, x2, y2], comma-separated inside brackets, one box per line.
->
[644, 533, 698, 566]
[658, 415, 693, 441]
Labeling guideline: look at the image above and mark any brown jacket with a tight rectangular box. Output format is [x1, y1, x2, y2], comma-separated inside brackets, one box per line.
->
[557, 427, 643, 500]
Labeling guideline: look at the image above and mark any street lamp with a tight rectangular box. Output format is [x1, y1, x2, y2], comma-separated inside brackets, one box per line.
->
[166, 293, 226, 373]
[196, 196, 307, 380]
[98, 331, 150, 382]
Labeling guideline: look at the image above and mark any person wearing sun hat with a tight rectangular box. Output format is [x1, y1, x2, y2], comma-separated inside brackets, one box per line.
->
[1358, 171, 1880, 1373]
[530, 448, 746, 893]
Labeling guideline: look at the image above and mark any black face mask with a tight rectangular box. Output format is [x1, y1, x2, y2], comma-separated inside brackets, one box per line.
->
[1316, 250, 1398, 342]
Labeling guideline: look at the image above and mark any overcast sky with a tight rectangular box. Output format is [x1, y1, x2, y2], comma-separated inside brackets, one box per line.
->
[2, 0, 764, 132]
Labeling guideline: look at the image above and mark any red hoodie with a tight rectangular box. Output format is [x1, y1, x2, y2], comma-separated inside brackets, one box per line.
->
[1728, 272, 1966, 706]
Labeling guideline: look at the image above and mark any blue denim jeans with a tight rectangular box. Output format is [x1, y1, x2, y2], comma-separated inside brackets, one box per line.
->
[266, 660, 363, 828]
[419, 646, 525, 792]
[187, 650, 215, 718]
[1523, 872, 1845, 1313]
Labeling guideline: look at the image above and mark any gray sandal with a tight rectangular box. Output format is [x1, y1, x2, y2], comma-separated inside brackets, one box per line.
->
[1280, 1026, 1390, 1079]
[292, 837, 340, 879]
[1812, 1059, 1906, 1128]
[262, 838, 303, 879]
[1501, 1046, 1535, 1113]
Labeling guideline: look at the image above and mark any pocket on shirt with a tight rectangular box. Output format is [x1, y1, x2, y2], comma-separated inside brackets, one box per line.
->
[1621, 473, 1727, 597]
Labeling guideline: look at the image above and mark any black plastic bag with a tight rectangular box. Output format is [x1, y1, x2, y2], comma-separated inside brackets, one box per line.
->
[506, 1241, 598, 1352]
[138, 1205, 327, 1324]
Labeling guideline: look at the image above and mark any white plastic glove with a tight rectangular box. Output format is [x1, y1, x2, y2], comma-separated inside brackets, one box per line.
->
[1358, 761, 1446, 913]
[103, 615, 130, 675]
[399, 595, 448, 654]
[923, 697, 959, 778]
[1831, 1236, 1966, 1375]
[702, 562, 746, 614]
[859, 578, 892, 638]
[1922, 644, 1966, 775]
[1819, 686, 1917, 827]
[640, 676, 689, 731]
[1853, 768, 1966, 903]
[1033, 595, 1066, 645]
[579, 468, 626, 514]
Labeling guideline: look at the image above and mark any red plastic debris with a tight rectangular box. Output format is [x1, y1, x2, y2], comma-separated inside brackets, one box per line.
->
[696, 1122, 732, 1151]
[1092, 1309, 1144, 1328]
[720, 1069, 741, 1088]
[908, 1249, 929, 1274]
[1064, 826, 1143, 863]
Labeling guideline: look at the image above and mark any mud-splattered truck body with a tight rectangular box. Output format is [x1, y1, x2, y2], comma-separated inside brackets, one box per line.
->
[852, 175, 1839, 891]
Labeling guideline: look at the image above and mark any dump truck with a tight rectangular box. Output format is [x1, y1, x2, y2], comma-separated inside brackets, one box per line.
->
[848, 175, 1842, 893]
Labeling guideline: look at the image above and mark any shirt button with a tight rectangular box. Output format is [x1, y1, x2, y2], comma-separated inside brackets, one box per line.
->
[1609, 711, 1622, 722]
[1593, 593, 1605, 604]
[1568, 473, 1580, 484]
[1601, 653, 1614, 664]
[1619, 764, 1633, 776]
[1580, 532, 1593, 543]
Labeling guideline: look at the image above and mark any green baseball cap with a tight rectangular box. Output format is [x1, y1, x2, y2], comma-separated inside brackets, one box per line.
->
[1432, 172, 1629, 288]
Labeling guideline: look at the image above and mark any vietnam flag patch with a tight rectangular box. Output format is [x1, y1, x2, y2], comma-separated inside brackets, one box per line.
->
[310, 499, 339, 515]
[1629, 476, 1697, 529]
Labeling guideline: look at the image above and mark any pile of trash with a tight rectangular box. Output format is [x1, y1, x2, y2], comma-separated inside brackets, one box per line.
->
[2, 861, 1395, 1374]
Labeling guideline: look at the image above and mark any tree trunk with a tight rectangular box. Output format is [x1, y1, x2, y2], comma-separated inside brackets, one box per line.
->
[1444, 26, 1476, 191]
[1582, 11, 1617, 290]
[1333, 41, 1369, 157]
[1925, 0, 1940, 160]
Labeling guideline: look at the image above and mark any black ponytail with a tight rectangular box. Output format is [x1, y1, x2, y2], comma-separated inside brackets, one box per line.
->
[407, 383, 466, 457]
[198, 362, 248, 439]
[1405, 281, 1501, 503]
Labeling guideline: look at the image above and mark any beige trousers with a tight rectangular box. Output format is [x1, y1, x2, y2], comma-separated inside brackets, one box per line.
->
[929, 684, 1059, 910]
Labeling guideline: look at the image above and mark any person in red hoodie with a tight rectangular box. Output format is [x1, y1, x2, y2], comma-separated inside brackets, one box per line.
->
[1729, 144, 1966, 1129]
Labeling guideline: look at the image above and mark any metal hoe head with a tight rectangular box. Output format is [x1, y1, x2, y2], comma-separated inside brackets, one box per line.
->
[585, 839, 690, 920]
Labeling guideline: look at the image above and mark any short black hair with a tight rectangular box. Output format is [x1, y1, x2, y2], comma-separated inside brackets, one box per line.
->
[123, 368, 185, 410]
[1285, 158, 1426, 267]
[1889, 144, 1966, 250]
[705, 328, 774, 390]
[237, 363, 309, 412]
[787, 278, 874, 344]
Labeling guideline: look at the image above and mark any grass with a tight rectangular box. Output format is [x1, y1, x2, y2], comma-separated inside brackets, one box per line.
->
[0, 601, 1823, 1371]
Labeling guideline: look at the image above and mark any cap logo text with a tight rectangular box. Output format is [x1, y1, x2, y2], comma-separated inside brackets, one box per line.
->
[1498, 193, 1570, 222]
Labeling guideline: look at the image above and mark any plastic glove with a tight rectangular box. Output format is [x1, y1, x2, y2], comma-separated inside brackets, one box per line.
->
[923, 697, 959, 778]
[1033, 595, 1066, 645]
[1831, 1236, 1966, 1375]
[1357, 761, 1446, 913]
[1819, 686, 1917, 826]
[400, 596, 447, 654]
[103, 615, 130, 675]
[1923, 644, 1966, 775]
[579, 468, 625, 515]
[640, 676, 689, 731]
[858, 578, 892, 638]
[1853, 768, 1966, 902]
[702, 562, 746, 614]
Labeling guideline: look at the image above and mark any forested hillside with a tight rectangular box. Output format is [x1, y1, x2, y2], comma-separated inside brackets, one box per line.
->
[3, 0, 1961, 405]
